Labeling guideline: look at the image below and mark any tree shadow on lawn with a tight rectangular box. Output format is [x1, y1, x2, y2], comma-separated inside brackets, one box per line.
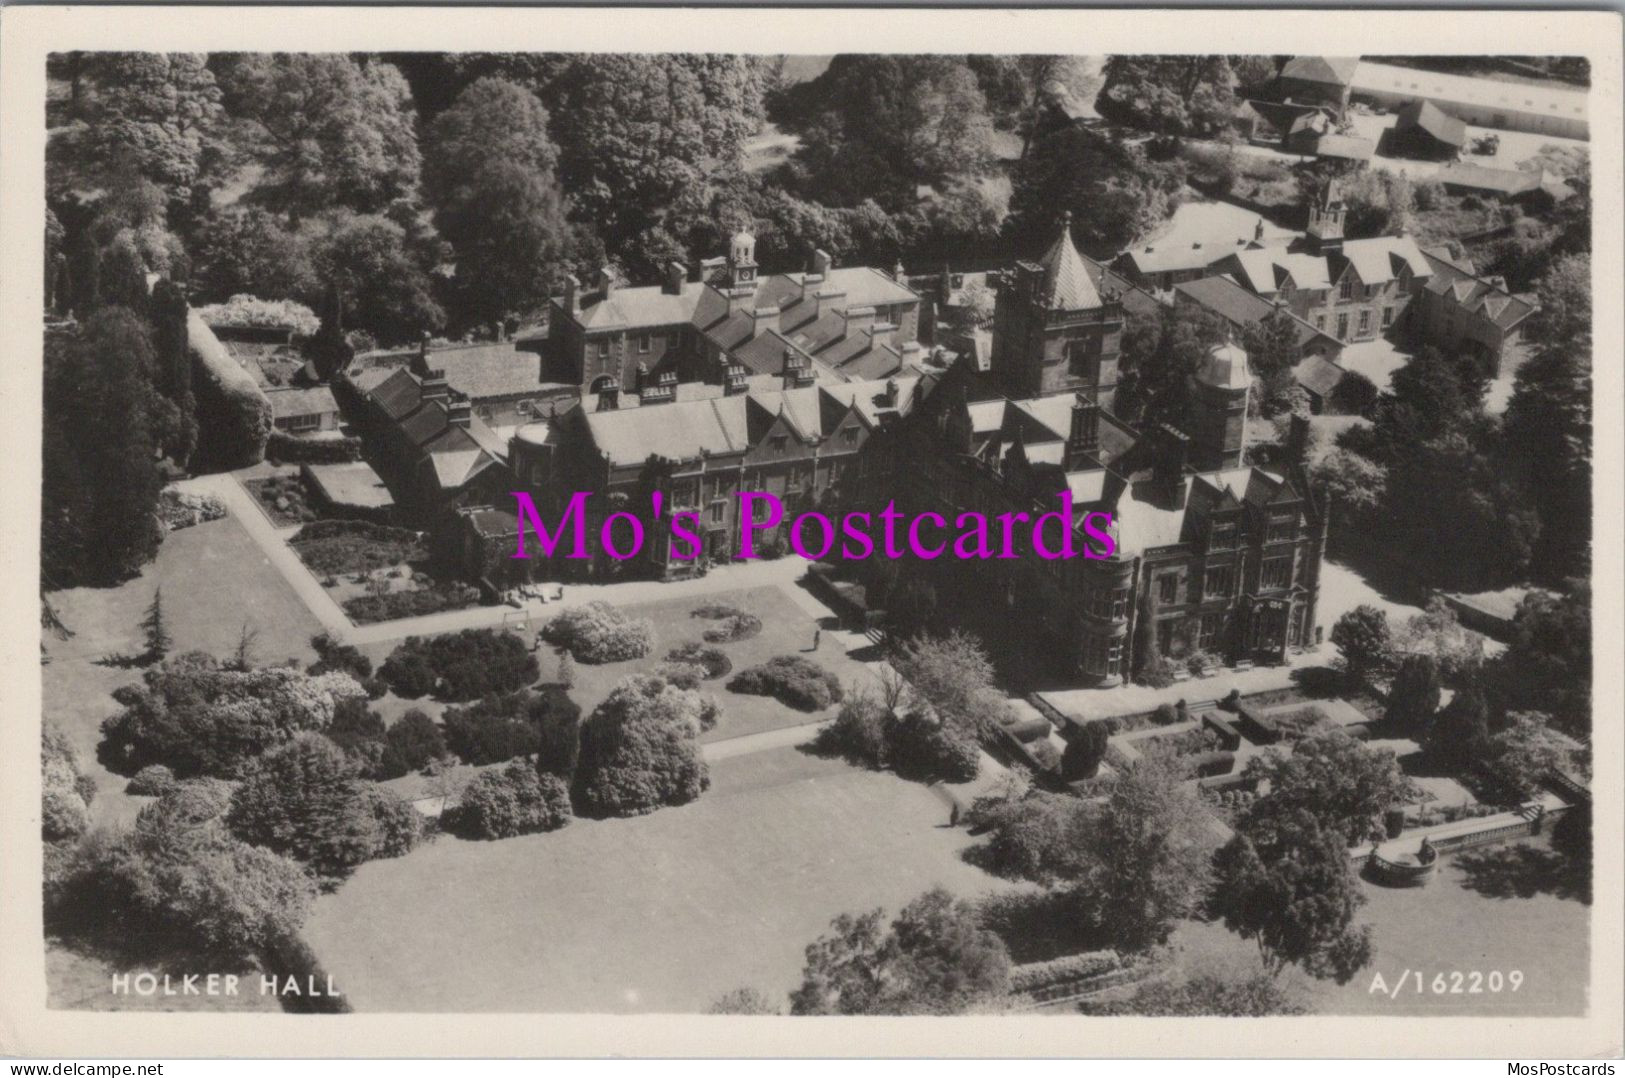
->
[1455, 845, 1590, 904]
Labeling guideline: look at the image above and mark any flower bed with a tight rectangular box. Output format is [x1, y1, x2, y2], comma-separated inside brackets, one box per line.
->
[290, 519, 427, 576]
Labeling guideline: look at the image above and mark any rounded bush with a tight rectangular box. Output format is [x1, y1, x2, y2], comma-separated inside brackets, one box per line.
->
[541, 602, 654, 664]
[728, 656, 844, 712]
[665, 642, 732, 680]
[451, 762, 572, 840]
[126, 764, 178, 797]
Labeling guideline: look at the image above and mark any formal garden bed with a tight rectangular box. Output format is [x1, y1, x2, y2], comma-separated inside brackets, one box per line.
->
[244, 474, 325, 528]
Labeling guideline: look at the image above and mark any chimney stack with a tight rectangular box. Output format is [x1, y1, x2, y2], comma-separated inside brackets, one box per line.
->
[563, 274, 580, 313]
[812, 249, 833, 279]
[664, 261, 686, 296]
[884, 377, 900, 408]
[598, 266, 616, 300]
[750, 304, 779, 340]
[1067, 391, 1100, 468]
[781, 348, 812, 389]
[1152, 422, 1190, 489]
[447, 399, 472, 429]
[422, 368, 449, 404]
[723, 362, 749, 396]
[814, 286, 847, 322]
[843, 305, 877, 338]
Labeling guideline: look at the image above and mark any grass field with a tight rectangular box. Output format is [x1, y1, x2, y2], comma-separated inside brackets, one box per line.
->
[305, 745, 1018, 1013]
[43, 513, 328, 828]
[1163, 834, 1589, 1016]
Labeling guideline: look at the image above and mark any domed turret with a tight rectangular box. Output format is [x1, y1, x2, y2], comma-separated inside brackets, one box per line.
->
[1197, 341, 1251, 391]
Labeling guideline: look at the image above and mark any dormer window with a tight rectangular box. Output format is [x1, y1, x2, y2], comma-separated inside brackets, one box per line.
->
[1340, 276, 1355, 301]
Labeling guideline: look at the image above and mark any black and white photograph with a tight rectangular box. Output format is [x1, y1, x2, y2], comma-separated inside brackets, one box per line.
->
[1, 4, 1619, 1060]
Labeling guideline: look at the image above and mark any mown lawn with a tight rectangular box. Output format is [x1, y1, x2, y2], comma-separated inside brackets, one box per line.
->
[305, 745, 1016, 1013]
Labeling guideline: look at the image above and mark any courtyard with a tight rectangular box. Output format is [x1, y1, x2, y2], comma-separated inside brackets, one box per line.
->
[304, 745, 1017, 1013]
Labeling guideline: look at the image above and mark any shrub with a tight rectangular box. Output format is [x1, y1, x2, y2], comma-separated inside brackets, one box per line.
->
[1330, 369, 1380, 415]
[439, 686, 582, 770]
[703, 613, 763, 644]
[46, 784, 315, 963]
[541, 601, 654, 663]
[1061, 722, 1110, 781]
[448, 762, 572, 840]
[378, 646, 437, 699]
[811, 693, 890, 767]
[363, 786, 424, 858]
[126, 764, 178, 797]
[1152, 702, 1180, 726]
[886, 711, 980, 782]
[43, 723, 94, 844]
[965, 791, 1090, 884]
[442, 694, 540, 765]
[226, 734, 416, 880]
[308, 632, 373, 680]
[1008, 951, 1123, 994]
[665, 642, 732, 679]
[380, 630, 539, 702]
[729, 656, 844, 712]
[156, 489, 227, 531]
[653, 661, 708, 689]
[691, 603, 747, 620]
[195, 294, 321, 336]
[378, 709, 446, 778]
[99, 653, 365, 778]
[572, 674, 710, 818]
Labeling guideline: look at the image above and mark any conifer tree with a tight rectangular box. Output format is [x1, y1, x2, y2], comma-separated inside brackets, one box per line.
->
[141, 588, 171, 661]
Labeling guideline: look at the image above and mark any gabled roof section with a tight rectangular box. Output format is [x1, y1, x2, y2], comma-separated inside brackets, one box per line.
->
[1038, 216, 1103, 311]
[1280, 56, 1360, 87]
[370, 367, 424, 421]
[1420, 251, 1539, 331]
[1396, 99, 1468, 147]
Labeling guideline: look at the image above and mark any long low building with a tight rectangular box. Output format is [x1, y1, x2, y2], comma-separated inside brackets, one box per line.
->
[1350, 60, 1588, 140]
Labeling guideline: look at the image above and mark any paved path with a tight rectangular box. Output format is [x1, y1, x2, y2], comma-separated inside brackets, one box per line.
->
[704, 720, 825, 762]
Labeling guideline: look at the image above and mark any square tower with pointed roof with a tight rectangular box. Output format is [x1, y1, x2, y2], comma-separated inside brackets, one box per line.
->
[990, 214, 1124, 405]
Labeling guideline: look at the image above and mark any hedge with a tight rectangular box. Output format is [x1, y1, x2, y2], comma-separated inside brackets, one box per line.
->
[1008, 951, 1124, 994]
[267, 432, 364, 464]
[189, 312, 270, 470]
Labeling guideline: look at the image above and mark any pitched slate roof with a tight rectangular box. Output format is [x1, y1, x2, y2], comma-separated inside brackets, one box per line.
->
[265, 386, 338, 420]
[1313, 133, 1376, 161]
[1420, 251, 1539, 331]
[1396, 99, 1468, 147]
[1280, 56, 1360, 87]
[419, 342, 545, 401]
[1335, 235, 1431, 286]
[1435, 162, 1546, 196]
[1078, 253, 1163, 318]
[1293, 354, 1347, 398]
[1173, 276, 1341, 356]
[582, 395, 749, 467]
